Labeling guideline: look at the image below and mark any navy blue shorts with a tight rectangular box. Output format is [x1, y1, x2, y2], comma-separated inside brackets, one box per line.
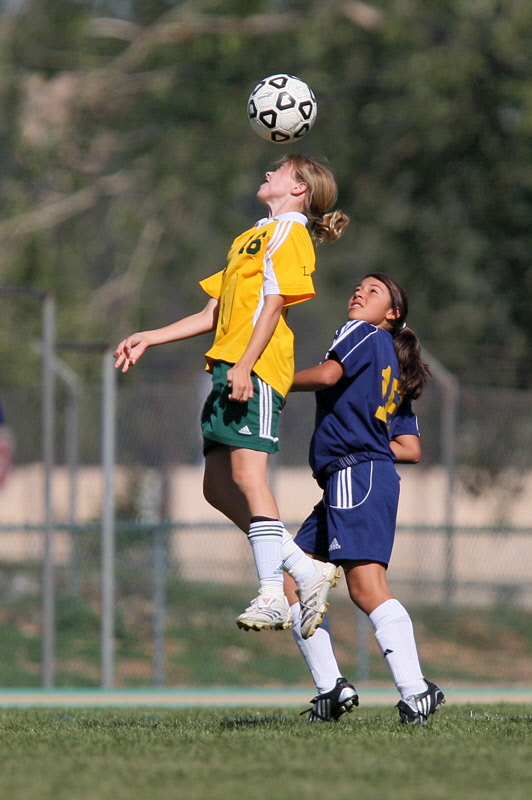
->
[294, 459, 400, 566]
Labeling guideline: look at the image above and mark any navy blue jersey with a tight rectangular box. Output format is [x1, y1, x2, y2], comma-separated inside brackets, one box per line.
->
[390, 396, 419, 438]
[309, 320, 418, 480]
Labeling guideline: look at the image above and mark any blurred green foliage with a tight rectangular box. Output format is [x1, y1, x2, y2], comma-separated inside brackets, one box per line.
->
[0, 0, 531, 387]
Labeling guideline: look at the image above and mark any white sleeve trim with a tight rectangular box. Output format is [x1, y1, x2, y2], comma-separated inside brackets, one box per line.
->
[263, 254, 281, 296]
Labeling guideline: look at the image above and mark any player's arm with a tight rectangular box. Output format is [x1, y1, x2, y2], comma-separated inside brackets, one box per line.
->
[226, 293, 285, 402]
[291, 356, 344, 392]
[390, 434, 421, 463]
[114, 298, 219, 373]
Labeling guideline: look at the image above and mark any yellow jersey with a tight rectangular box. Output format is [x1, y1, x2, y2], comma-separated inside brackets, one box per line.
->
[200, 212, 316, 398]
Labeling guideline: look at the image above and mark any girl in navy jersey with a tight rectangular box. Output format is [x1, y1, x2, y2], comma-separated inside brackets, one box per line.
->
[283, 273, 445, 725]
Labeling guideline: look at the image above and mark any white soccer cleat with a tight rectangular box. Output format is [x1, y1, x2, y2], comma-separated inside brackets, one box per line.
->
[296, 561, 341, 639]
[236, 593, 293, 631]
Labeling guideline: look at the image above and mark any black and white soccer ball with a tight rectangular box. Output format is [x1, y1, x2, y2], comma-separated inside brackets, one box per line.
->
[247, 74, 317, 144]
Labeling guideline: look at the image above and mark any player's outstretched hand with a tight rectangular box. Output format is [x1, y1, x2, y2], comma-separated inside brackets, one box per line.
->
[114, 333, 150, 373]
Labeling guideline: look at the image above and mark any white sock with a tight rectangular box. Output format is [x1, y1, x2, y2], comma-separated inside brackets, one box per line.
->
[248, 519, 284, 595]
[369, 598, 426, 699]
[291, 602, 341, 694]
[281, 528, 315, 585]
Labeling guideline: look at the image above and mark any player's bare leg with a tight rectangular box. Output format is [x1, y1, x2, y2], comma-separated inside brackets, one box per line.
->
[228, 447, 292, 630]
[204, 446, 336, 633]
[204, 445, 291, 630]
[203, 445, 250, 532]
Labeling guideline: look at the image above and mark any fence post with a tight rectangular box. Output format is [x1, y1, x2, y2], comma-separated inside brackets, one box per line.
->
[139, 468, 168, 686]
[1, 287, 57, 687]
[41, 291, 56, 688]
[50, 354, 81, 597]
[423, 350, 459, 605]
[101, 348, 117, 688]
[153, 522, 167, 686]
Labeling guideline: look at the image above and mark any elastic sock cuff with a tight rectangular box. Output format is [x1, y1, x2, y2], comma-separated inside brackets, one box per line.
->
[369, 598, 408, 630]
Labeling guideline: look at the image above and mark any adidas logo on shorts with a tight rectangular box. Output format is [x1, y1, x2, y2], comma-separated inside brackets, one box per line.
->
[238, 425, 252, 435]
[329, 538, 342, 551]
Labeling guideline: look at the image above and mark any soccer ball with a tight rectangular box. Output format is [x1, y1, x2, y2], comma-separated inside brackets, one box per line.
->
[247, 74, 317, 144]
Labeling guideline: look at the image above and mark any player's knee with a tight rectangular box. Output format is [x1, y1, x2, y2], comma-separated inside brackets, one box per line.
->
[229, 463, 253, 495]
[347, 583, 365, 609]
[346, 579, 376, 613]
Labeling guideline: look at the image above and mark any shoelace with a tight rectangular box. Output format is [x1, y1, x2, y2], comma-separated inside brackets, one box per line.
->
[297, 598, 318, 613]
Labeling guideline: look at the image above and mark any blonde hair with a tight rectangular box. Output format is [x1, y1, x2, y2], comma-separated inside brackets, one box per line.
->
[278, 154, 350, 243]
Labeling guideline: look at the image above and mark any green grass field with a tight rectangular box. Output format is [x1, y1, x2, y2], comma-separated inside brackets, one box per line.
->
[0, 704, 530, 800]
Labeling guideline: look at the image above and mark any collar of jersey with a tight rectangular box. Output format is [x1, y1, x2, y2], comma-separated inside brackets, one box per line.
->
[255, 211, 308, 228]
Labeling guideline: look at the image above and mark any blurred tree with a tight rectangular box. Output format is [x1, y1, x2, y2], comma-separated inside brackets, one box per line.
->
[0, 0, 530, 391]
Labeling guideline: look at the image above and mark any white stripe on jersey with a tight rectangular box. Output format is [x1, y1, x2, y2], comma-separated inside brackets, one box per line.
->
[252, 220, 292, 326]
[258, 378, 279, 441]
[262, 252, 281, 296]
[330, 462, 374, 509]
[253, 284, 265, 326]
[329, 319, 366, 347]
[329, 320, 379, 364]
[267, 219, 293, 255]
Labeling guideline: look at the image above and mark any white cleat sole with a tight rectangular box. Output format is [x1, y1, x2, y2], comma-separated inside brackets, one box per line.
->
[299, 564, 341, 639]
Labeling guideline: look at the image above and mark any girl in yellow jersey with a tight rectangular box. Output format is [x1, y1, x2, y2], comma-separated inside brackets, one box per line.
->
[114, 154, 349, 633]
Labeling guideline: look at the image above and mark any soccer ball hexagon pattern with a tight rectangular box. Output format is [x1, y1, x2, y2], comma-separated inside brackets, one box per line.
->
[247, 74, 317, 144]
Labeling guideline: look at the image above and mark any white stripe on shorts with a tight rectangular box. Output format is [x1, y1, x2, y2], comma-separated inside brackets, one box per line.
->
[258, 378, 278, 442]
[330, 463, 374, 509]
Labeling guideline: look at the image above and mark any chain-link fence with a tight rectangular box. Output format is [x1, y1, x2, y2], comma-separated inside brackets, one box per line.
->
[1, 366, 531, 688]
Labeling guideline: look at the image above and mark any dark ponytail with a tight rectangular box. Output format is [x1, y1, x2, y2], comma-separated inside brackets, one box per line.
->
[392, 325, 431, 400]
[365, 273, 431, 400]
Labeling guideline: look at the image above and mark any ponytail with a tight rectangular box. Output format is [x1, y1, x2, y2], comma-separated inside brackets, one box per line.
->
[391, 325, 431, 400]
[311, 209, 350, 242]
[364, 273, 431, 400]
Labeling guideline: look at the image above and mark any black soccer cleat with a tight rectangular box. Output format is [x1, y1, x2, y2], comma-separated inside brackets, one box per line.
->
[396, 679, 446, 726]
[301, 677, 359, 723]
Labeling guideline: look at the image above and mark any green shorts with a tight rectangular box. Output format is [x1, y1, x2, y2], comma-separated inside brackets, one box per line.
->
[201, 361, 284, 455]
